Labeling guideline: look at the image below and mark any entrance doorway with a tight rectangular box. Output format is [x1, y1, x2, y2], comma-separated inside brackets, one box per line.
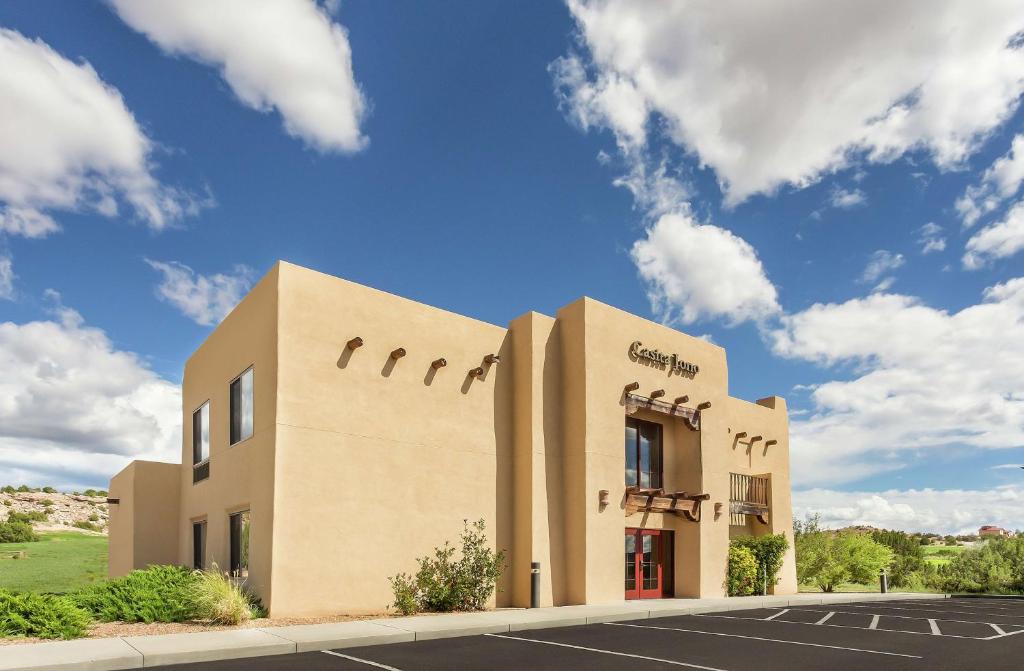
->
[625, 528, 673, 599]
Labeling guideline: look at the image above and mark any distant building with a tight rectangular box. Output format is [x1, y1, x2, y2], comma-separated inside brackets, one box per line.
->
[979, 525, 1011, 538]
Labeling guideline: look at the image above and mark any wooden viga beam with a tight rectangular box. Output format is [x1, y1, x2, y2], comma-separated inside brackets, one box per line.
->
[624, 489, 710, 522]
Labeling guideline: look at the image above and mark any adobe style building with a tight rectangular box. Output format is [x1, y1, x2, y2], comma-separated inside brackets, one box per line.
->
[108, 261, 797, 616]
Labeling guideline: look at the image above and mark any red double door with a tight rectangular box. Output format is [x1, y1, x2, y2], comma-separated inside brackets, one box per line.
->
[625, 528, 673, 599]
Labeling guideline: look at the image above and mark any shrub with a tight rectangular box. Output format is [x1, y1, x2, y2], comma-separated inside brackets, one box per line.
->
[73, 521, 101, 532]
[726, 545, 759, 596]
[731, 534, 789, 595]
[0, 521, 38, 543]
[388, 519, 506, 614]
[16, 485, 30, 493]
[7, 510, 48, 524]
[0, 486, 14, 494]
[0, 589, 91, 639]
[937, 537, 1024, 594]
[72, 565, 198, 623]
[190, 566, 254, 625]
[88, 513, 99, 522]
[41, 487, 57, 494]
[40, 499, 54, 507]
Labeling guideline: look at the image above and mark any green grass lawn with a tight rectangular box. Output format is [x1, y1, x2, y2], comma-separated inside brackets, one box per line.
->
[0, 531, 107, 594]
[923, 545, 966, 567]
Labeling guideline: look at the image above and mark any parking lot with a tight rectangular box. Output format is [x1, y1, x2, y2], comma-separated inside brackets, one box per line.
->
[163, 597, 1024, 671]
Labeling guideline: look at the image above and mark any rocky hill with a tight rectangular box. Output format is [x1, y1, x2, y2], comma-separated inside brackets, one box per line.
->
[1, 490, 109, 534]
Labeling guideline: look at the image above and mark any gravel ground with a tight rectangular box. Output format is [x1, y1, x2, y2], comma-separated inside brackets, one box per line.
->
[0, 612, 393, 647]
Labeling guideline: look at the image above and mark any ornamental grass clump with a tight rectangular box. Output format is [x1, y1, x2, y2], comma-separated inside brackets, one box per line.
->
[189, 565, 254, 625]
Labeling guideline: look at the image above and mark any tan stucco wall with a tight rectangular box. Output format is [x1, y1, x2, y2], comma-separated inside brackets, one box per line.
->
[110, 260, 795, 615]
[108, 461, 180, 577]
[176, 264, 280, 605]
[268, 263, 514, 616]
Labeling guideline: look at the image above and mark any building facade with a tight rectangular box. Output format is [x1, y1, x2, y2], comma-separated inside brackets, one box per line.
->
[109, 261, 797, 616]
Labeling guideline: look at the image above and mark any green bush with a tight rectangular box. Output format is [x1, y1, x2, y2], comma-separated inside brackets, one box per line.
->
[39, 499, 54, 507]
[73, 521, 101, 532]
[731, 534, 788, 595]
[72, 565, 198, 623]
[0, 520, 38, 543]
[726, 545, 759, 596]
[41, 487, 57, 494]
[0, 486, 15, 494]
[937, 537, 1024, 594]
[190, 566, 254, 625]
[16, 485, 31, 493]
[88, 513, 99, 522]
[388, 519, 506, 615]
[795, 515, 893, 592]
[0, 589, 91, 639]
[7, 510, 48, 524]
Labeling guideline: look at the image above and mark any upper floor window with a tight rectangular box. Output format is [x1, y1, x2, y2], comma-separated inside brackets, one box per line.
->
[230, 367, 254, 444]
[625, 417, 662, 489]
[192, 402, 210, 483]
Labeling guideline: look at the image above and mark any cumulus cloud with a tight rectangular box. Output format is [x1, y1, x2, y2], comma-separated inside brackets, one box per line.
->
[561, 0, 1024, 205]
[963, 199, 1024, 269]
[956, 134, 1024, 228]
[146, 260, 254, 326]
[917, 222, 946, 254]
[771, 278, 1024, 486]
[631, 210, 780, 325]
[860, 249, 905, 291]
[0, 297, 180, 490]
[0, 28, 198, 235]
[793, 486, 1024, 535]
[0, 255, 13, 300]
[829, 187, 867, 209]
[109, 0, 368, 153]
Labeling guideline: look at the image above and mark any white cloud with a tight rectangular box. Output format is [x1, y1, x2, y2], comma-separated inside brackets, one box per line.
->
[561, 0, 1024, 205]
[991, 463, 1024, 470]
[794, 486, 1024, 535]
[0, 255, 13, 300]
[860, 249, 905, 286]
[631, 210, 780, 325]
[0, 28, 197, 235]
[109, 0, 368, 153]
[956, 134, 1024, 228]
[963, 199, 1024, 269]
[0, 298, 180, 490]
[917, 222, 946, 254]
[771, 278, 1024, 486]
[829, 187, 867, 209]
[146, 260, 254, 326]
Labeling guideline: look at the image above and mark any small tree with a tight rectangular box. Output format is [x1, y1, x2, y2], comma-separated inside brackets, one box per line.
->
[796, 519, 893, 592]
[731, 534, 789, 595]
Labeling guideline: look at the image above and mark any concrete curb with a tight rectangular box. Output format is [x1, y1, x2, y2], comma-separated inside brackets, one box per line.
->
[0, 592, 949, 670]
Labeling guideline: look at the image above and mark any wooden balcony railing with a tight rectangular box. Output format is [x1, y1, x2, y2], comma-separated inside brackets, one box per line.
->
[729, 473, 770, 525]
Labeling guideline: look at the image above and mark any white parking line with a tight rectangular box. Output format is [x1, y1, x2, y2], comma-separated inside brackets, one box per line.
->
[928, 619, 941, 636]
[693, 613, 992, 641]
[869, 615, 880, 630]
[990, 623, 1006, 636]
[485, 633, 730, 670]
[791, 606, 1016, 628]
[605, 622, 921, 658]
[815, 612, 836, 625]
[322, 650, 405, 670]
[763, 609, 789, 621]
[834, 603, 1024, 620]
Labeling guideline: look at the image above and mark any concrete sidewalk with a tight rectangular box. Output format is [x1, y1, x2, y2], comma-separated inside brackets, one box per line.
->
[0, 592, 948, 670]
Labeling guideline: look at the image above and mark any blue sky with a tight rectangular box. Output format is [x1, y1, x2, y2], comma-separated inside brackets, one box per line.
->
[1, 1, 1023, 533]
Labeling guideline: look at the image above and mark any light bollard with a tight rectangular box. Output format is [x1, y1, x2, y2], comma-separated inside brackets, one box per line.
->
[879, 568, 888, 594]
[530, 562, 541, 608]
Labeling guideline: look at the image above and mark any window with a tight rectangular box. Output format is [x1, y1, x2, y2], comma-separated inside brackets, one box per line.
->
[229, 510, 250, 580]
[192, 402, 210, 483]
[192, 521, 206, 570]
[625, 417, 662, 488]
[230, 367, 254, 444]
